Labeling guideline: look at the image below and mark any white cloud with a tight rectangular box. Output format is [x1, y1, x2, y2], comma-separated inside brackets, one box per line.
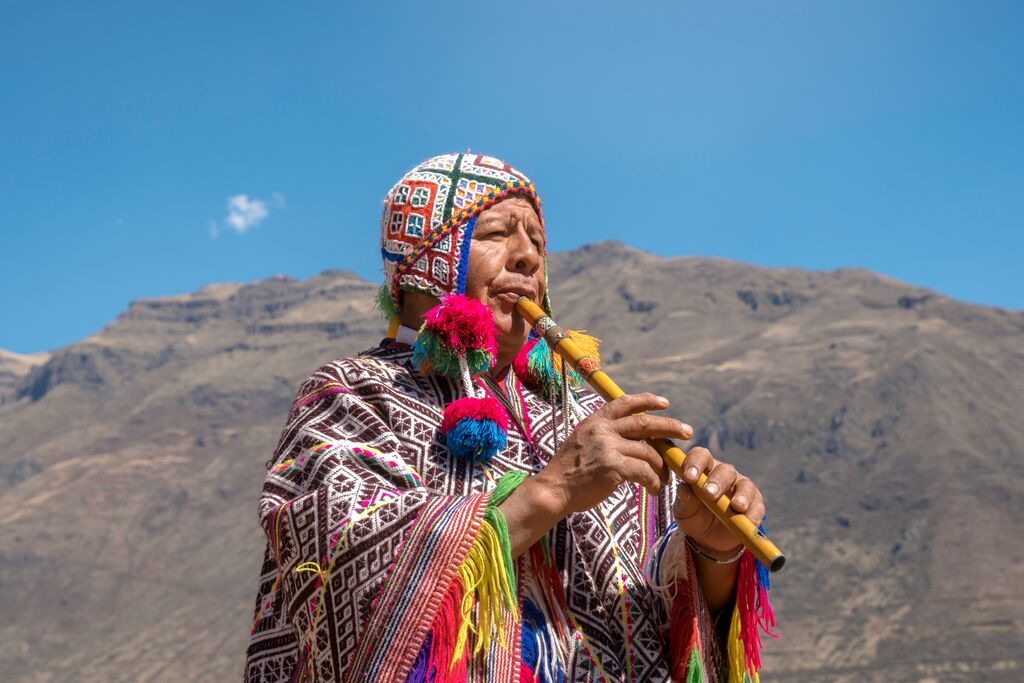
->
[208, 192, 285, 238]
[225, 194, 269, 233]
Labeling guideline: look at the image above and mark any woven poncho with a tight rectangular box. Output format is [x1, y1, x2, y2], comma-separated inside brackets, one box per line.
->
[243, 340, 774, 682]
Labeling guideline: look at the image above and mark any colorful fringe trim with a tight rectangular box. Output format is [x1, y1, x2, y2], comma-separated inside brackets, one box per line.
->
[405, 471, 528, 683]
[660, 535, 713, 683]
[521, 597, 565, 683]
[413, 294, 497, 378]
[726, 532, 777, 683]
[648, 522, 778, 682]
[512, 330, 601, 401]
[520, 540, 571, 683]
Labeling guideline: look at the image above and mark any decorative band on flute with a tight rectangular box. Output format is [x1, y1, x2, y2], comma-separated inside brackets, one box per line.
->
[532, 315, 560, 338]
[533, 316, 600, 379]
[575, 356, 600, 379]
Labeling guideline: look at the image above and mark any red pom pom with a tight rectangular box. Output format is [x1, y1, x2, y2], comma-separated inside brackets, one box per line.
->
[423, 294, 498, 356]
[512, 336, 539, 386]
[440, 396, 508, 434]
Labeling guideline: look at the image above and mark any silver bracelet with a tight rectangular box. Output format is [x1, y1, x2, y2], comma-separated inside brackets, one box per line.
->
[684, 536, 745, 565]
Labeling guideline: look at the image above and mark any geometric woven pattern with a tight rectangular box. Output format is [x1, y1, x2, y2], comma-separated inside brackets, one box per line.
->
[243, 341, 720, 682]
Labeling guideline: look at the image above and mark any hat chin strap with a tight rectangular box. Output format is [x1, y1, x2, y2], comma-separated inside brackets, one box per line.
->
[458, 354, 477, 399]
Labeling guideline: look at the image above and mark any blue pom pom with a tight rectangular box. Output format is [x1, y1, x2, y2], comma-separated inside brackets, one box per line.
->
[445, 417, 508, 463]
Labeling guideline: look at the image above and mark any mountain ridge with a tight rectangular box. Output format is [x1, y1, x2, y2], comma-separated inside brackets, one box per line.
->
[1, 241, 1021, 682]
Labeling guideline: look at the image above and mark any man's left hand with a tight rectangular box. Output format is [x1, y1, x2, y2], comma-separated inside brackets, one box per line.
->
[672, 446, 766, 557]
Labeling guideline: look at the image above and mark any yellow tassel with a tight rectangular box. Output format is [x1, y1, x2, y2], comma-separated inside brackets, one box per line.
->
[386, 318, 400, 339]
[452, 521, 517, 662]
[726, 605, 759, 683]
[552, 330, 601, 376]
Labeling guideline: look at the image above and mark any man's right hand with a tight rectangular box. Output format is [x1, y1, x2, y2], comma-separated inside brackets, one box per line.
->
[532, 392, 693, 515]
[499, 392, 693, 559]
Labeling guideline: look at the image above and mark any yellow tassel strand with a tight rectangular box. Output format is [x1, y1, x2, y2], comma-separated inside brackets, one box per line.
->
[552, 330, 601, 377]
[452, 521, 517, 662]
[726, 605, 759, 683]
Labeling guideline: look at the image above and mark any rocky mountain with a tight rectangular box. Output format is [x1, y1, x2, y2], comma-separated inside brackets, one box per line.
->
[1, 242, 1021, 682]
[0, 349, 50, 404]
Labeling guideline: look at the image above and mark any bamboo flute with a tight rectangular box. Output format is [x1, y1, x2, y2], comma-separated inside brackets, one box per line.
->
[516, 296, 786, 572]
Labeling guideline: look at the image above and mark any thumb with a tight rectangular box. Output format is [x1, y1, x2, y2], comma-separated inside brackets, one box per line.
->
[672, 478, 707, 525]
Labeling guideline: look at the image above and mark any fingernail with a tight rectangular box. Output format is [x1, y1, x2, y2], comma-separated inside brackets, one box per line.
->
[704, 482, 719, 496]
[733, 495, 748, 509]
[656, 395, 669, 404]
[680, 423, 693, 438]
[686, 467, 698, 481]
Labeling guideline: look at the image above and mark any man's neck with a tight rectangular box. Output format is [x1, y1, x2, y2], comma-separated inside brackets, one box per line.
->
[489, 363, 511, 383]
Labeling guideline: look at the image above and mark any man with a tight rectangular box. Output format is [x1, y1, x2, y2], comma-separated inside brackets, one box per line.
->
[244, 153, 775, 682]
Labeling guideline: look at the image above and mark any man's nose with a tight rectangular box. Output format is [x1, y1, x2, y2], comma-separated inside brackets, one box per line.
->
[507, 225, 542, 274]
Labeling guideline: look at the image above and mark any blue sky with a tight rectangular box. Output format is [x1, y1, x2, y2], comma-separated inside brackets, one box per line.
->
[2, 2, 1021, 354]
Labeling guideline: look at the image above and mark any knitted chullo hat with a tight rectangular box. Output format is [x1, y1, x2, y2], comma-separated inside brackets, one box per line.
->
[378, 152, 551, 318]
[377, 152, 598, 462]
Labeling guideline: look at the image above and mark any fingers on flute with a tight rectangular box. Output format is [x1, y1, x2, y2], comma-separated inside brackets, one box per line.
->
[682, 446, 713, 484]
[600, 393, 670, 420]
[616, 450, 665, 496]
[612, 412, 693, 441]
[701, 462, 738, 502]
[747, 498, 766, 527]
[729, 477, 757, 511]
[743, 489, 766, 527]
[618, 439, 670, 488]
[725, 477, 765, 525]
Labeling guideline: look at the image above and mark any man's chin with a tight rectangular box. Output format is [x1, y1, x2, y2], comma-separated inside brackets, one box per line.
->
[492, 314, 530, 348]
[489, 297, 526, 329]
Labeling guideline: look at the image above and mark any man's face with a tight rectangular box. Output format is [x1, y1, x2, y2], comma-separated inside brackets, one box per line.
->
[464, 195, 546, 353]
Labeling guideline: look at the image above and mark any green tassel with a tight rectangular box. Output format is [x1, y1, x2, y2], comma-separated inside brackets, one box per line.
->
[489, 470, 528, 507]
[375, 284, 400, 322]
[412, 327, 495, 377]
[527, 337, 584, 400]
[464, 347, 494, 376]
[686, 647, 703, 683]
[480, 471, 528, 608]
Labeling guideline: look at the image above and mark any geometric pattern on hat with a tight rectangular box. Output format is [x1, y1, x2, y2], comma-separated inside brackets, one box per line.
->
[380, 152, 546, 308]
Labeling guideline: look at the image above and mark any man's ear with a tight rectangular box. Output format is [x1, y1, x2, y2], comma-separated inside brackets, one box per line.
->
[399, 291, 441, 329]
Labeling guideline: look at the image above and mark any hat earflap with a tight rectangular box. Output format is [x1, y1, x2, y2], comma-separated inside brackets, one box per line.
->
[413, 294, 508, 463]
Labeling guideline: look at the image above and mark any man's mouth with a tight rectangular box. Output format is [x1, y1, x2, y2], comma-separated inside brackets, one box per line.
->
[491, 286, 539, 305]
